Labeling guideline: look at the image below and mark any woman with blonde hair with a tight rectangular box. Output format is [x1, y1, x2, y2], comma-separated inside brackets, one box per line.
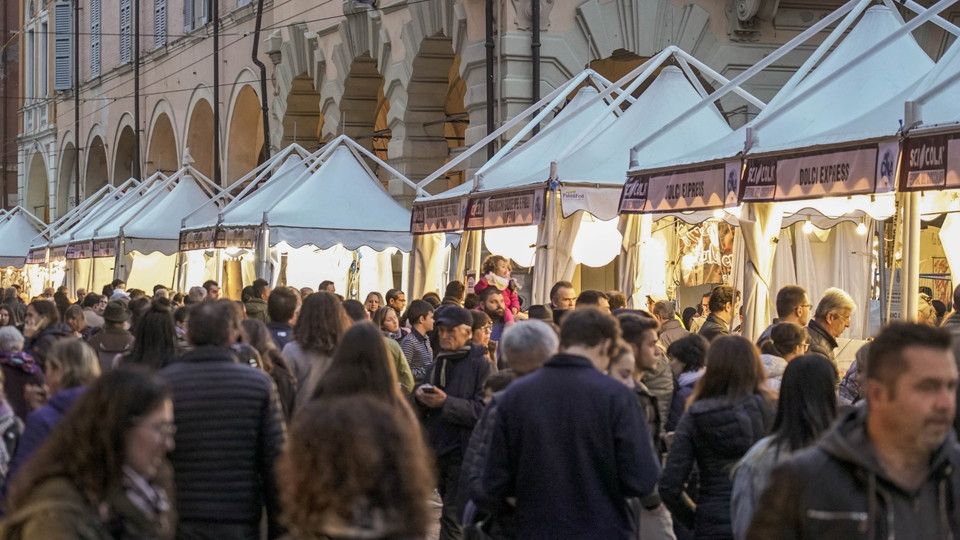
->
[278, 395, 434, 540]
[660, 335, 775, 539]
[5, 337, 101, 485]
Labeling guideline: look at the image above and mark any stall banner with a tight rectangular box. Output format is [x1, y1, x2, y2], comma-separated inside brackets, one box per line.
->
[561, 186, 620, 220]
[50, 246, 68, 261]
[900, 133, 960, 191]
[93, 239, 116, 258]
[25, 249, 46, 265]
[66, 242, 93, 260]
[620, 161, 740, 214]
[464, 189, 544, 230]
[743, 142, 897, 202]
[411, 199, 466, 234]
[178, 228, 217, 251]
[215, 226, 257, 249]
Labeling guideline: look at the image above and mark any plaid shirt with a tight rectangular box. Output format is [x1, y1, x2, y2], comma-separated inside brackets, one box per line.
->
[400, 329, 434, 385]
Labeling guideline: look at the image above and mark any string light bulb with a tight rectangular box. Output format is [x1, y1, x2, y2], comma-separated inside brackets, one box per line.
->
[802, 218, 814, 235]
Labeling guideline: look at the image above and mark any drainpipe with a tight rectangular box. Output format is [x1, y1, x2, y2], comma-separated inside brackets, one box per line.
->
[531, 0, 540, 135]
[485, 0, 495, 159]
[213, 0, 222, 184]
[252, 0, 271, 163]
[74, 0, 81, 203]
[133, 0, 141, 179]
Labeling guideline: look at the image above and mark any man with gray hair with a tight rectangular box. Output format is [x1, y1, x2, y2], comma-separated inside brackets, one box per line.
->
[807, 287, 856, 369]
[652, 300, 689, 349]
[186, 286, 207, 305]
[499, 319, 559, 375]
[460, 320, 559, 536]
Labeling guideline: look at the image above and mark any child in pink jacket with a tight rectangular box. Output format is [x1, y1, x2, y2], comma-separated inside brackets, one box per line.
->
[474, 255, 521, 322]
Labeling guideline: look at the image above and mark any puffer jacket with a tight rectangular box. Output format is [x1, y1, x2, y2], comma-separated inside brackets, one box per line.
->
[760, 354, 787, 391]
[747, 406, 960, 539]
[806, 319, 838, 368]
[660, 394, 774, 539]
[730, 435, 794, 540]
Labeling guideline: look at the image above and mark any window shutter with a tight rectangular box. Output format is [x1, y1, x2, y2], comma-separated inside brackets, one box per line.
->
[53, 0, 73, 90]
[184, 0, 193, 31]
[119, 0, 131, 64]
[198, 0, 209, 26]
[90, 0, 101, 77]
[154, 0, 167, 48]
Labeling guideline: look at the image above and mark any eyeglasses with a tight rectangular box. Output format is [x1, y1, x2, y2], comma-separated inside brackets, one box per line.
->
[138, 420, 176, 439]
[478, 325, 493, 334]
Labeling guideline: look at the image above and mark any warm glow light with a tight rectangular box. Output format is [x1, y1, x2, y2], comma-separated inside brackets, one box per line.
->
[802, 219, 814, 235]
[855, 221, 868, 236]
[572, 214, 622, 267]
[712, 209, 725, 220]
[725, 206, 742, 219]
[224, 247, 246, 258]
[483, 226, 538, 267]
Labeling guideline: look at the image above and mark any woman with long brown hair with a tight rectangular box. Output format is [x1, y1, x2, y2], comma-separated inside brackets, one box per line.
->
[242, 318, 297, 421]
[282, 292, 350, 409]
[660, 335, 775, 539]
[4, 368, 175, 538]
[278, 395, 434, 540]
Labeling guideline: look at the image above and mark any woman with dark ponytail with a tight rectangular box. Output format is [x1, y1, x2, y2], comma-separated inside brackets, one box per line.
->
[758, 322, 808, 391]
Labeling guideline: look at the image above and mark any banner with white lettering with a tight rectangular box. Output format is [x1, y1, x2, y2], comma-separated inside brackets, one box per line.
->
[179, 228, 217, 251]
[93, 239, 116, 258]
[743, 143, 894, 202]
[411, 199, 467, 234]
[900, 134, 960, 191]
[215, 226, 257, 249]
[619, 161, 739, 214]
[464, 189, 544, 230]
[26, 248, 46, 265]
[66, 242, 93, 260]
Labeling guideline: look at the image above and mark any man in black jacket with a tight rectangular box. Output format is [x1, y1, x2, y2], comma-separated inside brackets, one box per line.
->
[266, 286, 300, 350]
[749, 322, 960, 539]
[479, 308, 660, 539]
[160, 300, 286, 539]
[415, 306, 490, 540]
[945, 285, 960, 437]
[699, 285, 734, 342]
[806, 287, 856, 370]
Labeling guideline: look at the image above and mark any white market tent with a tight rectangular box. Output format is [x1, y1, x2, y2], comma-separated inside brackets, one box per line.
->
[412, 54, 761, 304]
[181, 137, 419, 299]
[623, 0, 960, 339]
[0, 207, 47, 267]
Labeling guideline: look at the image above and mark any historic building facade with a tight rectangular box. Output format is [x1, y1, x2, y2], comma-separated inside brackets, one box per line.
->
[1, 1, 18, 209]
[16, 0, 960, 221]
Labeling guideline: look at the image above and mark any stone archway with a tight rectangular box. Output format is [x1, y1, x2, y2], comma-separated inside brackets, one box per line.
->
[57, 141, 77, 216]
[84, 136, 109, 196]
[113, 125, 138, 183]
[339, 55, 386, 153]
[387, 35, 467, 192]
[26, 151, 50, 222]
[146, 113, 179, 175]
[226, 85, 265, 183]
[281, 74, 322, 150]
[185, 99, 215, 180]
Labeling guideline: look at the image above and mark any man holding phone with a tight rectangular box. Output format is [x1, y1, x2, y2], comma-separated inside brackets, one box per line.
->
[415, 306, 491, 540]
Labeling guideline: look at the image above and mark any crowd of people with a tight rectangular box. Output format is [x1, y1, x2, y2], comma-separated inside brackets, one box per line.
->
[0, 254, 955, 539]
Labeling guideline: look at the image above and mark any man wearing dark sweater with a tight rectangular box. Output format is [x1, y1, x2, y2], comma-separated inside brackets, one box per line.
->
[479, 307, 661, 539]
[160, 300, 286, 539]
[416, 306, 490, 540]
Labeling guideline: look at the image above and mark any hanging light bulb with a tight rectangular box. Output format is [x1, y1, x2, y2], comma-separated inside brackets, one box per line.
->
[802, 218, 814, 235]
[855, 220, 868, 236]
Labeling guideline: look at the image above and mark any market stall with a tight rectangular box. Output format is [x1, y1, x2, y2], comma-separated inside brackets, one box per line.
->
[0, 207, 47, 292]
[181, 138, 419, 300]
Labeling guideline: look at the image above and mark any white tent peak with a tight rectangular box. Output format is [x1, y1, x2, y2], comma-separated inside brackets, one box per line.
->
[0, 206, 47, 267]
[746, 3, 933, 154]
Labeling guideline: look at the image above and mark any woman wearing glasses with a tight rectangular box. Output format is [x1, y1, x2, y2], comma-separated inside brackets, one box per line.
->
[4, 368, 176, 539]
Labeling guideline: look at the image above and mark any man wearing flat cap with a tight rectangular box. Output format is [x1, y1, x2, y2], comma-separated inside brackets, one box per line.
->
[416, 305, 491, 540]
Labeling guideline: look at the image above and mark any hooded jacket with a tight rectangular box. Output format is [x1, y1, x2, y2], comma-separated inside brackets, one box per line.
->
[243, 298, 269, 324]
[747, 406, 960, 539]
[760, 354, 787, 391]
[660, 394, 773, 539]
[86, 325, 135, 374]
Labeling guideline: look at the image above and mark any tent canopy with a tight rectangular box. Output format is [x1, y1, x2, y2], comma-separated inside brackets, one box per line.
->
[219, 136, 414, 252]
[47, 177, 153, 248]
[0, 207, 47, 267]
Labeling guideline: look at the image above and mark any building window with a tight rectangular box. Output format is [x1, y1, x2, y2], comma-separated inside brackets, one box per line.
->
[53, 2, 72, 91]
[120, 0, 132, 64]
[90, 0, 101, 77]
[184, 0, 210, 32]
[25, 29, 35, 99]
[154, 0, 167, 48]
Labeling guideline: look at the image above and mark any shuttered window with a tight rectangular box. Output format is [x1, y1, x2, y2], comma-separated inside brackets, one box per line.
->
[154, 0, 167, 48]
[53, 0, 73, 90]
[90, 0, 101, 77]
[119, 0, 132, 64]
[184, 0, 194, 31]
